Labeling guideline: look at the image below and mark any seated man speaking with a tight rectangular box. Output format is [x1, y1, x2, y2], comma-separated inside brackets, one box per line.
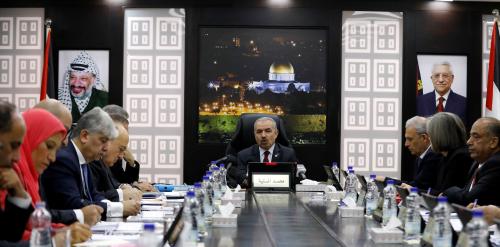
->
[234, 117, 298, 187]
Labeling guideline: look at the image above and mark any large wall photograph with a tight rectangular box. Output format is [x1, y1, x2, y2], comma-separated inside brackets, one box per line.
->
[198, 28, 327, 144]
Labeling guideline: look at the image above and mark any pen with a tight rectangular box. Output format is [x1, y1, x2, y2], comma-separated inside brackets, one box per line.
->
[427, 188, 431, 195]
[472, 199, 478, 208]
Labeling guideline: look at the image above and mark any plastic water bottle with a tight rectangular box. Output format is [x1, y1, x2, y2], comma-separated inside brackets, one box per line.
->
[219, 163, 228, 190]
[432, 196, 452, 247]
[137, 223, 160, 247]
[211, 167, 222, 200]
[193, 182, 207, 236]
[382, 180, 397, 226]
[404, 187, 421, 242]
[183, 191, 202, 242]
[344, 169, 358, 201]
[465, 210, 488, 247]
[208, 161, 218, 172]
[365, 174, 378, 216]
[30, 202, 52, 247]
[202, 175, 214, 222]
[331, 162, 340, 183]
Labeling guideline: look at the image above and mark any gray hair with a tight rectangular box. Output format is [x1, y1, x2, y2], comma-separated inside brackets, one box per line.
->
[72, 107, 118, 139]
[405, 116, 427, 134]
[0, 100, 16, 133]
[477, 117, 500, 140]
[254, 117, 277, 131]
[103, 104, 129, 119]
[427, 112, 466, 152]
[432, 61, 454, 75]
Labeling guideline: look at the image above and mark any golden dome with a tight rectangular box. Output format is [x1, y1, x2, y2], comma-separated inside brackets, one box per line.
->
[269, 62, 294, 74]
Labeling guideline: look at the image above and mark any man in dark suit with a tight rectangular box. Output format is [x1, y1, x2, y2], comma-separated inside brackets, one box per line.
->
[41, 107, 140, 222]
[0, 101, 31, 246]
[234, 117, 298, 187]
[444, 117, 500, 206]
[89, 120, 141, 202]
[416, 61, 467, 122]
[377, 116, 442, 190]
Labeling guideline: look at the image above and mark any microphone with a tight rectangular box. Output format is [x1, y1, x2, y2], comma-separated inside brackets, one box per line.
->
[296, 164, 307, 180]
[208, 155, 237, 168]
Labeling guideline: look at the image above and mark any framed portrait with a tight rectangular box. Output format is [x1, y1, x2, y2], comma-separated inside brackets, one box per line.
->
[416, 54, 467, 122]
[57, 50, 110, 121]
[198, 27, 327, 144]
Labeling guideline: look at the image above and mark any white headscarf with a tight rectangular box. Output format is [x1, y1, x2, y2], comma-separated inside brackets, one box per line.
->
[58, 51, 106, 113]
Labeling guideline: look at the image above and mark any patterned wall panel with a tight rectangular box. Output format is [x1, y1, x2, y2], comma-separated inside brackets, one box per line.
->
[341, 11, 403, 178]
[482, 15, 495, 117]
[0, 9, 44, 110]
[124, 9, 185, 184]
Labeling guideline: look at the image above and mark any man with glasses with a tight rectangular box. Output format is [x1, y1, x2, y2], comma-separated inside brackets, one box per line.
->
[417, 61, 467, 122]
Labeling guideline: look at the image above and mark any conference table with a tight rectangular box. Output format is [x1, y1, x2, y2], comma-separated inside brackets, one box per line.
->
[193, 191, 405, 247]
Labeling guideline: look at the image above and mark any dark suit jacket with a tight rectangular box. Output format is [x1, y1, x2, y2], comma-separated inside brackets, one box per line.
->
[0, 240, 29, 247]
[40, 141, 108, 218]
[430, 146, 473, 195]
[0, 198, 33, 242]
[234, 143, 298, 186]
[386, 149, 442, 190]
[444, 152, 500, 206]
[39, 179, 78, 225]
[89, 160, 121, 202]
[416, 90, 467, 122]
[110, 159, 140, 184]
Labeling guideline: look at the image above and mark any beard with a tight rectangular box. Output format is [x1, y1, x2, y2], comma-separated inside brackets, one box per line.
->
[70, 85, 92, 99]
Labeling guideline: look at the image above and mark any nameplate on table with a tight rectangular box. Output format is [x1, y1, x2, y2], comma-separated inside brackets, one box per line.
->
[252, 173, 289, 188]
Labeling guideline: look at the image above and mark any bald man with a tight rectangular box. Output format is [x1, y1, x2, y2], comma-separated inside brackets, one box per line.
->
[34, 99, 73, 146]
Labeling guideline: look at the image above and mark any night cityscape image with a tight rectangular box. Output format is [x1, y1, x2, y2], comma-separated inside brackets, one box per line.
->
[198, 28, 327, 144]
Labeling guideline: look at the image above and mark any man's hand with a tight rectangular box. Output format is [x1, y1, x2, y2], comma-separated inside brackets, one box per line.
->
[69, 222, 92, 244]
[400, 183, 413, 191]
[133, 181, 155, 192]
[375, 176, 386, 183]
[123, 188, 142, 201]
[122, 199, 141, 216]
[119, 183, 132, 190]
[81, 205, 103, 226]
[123, 150, 135, 166]
[475, 205, 500, 225]
[0, 168, 28, 198]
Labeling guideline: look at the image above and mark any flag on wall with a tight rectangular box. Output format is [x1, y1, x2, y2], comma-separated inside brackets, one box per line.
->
[486, 20, 500, 118]
[416, 60, 423, 96]
[40, 23, 55, 101]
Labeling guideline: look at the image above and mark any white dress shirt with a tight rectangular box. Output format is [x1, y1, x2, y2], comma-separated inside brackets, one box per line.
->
[259, 144, 275, 162]
[435, 90, 451, 108]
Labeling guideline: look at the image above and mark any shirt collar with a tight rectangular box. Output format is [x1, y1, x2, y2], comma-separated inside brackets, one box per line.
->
[71, 140, 87, 165]
[419, 145, 431, 159]
[259, 143, 276, 156]
[435, 90, 451, 102]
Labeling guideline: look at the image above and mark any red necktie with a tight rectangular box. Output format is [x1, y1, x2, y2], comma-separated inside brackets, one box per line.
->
[436, 97, 444, 112]
[263, 151, 270, 162]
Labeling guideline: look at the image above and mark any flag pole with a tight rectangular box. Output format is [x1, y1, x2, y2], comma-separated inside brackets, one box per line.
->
[40, 18, 52, 101]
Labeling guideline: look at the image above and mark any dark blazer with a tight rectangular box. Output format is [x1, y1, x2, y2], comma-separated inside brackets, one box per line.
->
[40, 141, 108, 218]
[387, 149, 442, 190]
[110, 159, 140, 184]
[70, 88, 108, 122]
[0, 198, 33, 242]
[416, 90, 467, 122]
[431, 146, 473, 195]
[89, 160, 121, 202]
[444, 152, 500, 206]
[39, 179, 78, 225]
[234, 143, 298, 186]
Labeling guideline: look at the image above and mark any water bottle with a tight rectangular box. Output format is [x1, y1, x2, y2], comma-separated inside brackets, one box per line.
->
[344, 169, 358, 201]
[404, 187, 421, 242]
[331, 162, 340, 183]
[219, 163, 228, 190]
[202, 175, 214, 222]
[30, 202, 52, 247]
[208, 161, 218, 172]
[382, 180, 397, 226]
[137, 223, 160, 247]
[465, 210, 488, 247]
[211, 167, 222, 200]
[193, 182, 207, 236]
[432, 196, 452, 247]
[365, 174, 378, 216]
[183, 191, 202, 242]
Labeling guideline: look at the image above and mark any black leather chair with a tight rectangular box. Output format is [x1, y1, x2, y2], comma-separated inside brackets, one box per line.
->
[224, 113, 292, 187]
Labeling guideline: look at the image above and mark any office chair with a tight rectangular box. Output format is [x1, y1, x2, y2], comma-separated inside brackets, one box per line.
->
[223, 113, 292, 187]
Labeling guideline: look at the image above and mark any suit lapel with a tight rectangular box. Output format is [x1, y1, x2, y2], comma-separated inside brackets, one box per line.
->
[273, 143, 282, 162]
[251, 145, 260, 162]
[67, 142, 86, 199]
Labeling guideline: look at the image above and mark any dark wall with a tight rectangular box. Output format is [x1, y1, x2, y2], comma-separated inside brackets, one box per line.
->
[2, 0, 496, 183]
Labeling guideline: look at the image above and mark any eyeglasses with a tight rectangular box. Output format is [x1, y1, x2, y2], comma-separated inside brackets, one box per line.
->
[65, 123, 78, 139]
[431, 73, 452, 80]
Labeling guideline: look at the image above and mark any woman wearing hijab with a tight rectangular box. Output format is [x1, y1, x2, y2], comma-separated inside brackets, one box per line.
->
[9, 108, 91, 244]
[427, 112, 473, 195]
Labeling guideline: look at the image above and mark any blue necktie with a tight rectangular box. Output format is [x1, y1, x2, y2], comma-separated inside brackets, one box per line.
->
[82, 164, 93, 202]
